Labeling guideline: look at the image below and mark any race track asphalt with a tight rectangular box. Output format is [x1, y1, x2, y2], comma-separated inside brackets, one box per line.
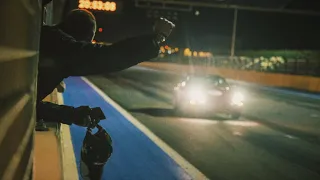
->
[87, 66, 320, 180]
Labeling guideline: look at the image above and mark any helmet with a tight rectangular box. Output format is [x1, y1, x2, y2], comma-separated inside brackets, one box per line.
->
[80, 125, 113, 179]
[81, 125, 113, 165]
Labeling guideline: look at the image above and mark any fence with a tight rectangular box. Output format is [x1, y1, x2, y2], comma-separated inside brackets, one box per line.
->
[154, 53, 320, 77]
[140, 62, 320, 93]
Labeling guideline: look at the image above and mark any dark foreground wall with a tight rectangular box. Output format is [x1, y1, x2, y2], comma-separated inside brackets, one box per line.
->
[0, 0, 41, 179]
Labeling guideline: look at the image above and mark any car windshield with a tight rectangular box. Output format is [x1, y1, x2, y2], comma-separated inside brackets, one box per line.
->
[187, 75, 228, 87]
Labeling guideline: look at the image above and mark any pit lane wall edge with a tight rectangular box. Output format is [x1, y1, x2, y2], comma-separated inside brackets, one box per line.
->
[139, 62, 320, 93]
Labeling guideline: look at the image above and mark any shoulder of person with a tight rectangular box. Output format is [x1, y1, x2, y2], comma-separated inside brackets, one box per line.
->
[40, 25, 85, 57]
[41, 25, 75, 41]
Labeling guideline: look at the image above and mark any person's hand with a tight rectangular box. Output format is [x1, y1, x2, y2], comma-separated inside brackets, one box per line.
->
[56, 81, 66, 93]
[153, 17, 175, 41]
[73, 106, 100, 128]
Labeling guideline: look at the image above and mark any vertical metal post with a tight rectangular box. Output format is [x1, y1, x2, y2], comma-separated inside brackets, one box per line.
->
[231, 8, 238, 59]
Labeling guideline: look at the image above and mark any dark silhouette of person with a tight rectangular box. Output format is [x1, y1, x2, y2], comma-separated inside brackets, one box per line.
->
[37, 9, 175, 127]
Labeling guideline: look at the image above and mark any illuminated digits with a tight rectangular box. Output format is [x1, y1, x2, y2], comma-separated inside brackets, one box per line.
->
[79, 0, 116, 11]
[78, 3, 84, 8]
[98, 1, 103, 10]
[105, 1, 110, 11]
[92, 1, 98, 10]
[110, 2, 116, 11]
[84, 1, 90, 9]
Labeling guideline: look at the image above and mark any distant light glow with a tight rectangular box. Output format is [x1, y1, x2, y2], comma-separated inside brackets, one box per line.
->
[78, 0, 117, 12]
[224, 121, 258, 127]
[183, 48, 211, 58]
[193, 51, 198, 57]
[231, 92, 244, 105]
[184, 48, 192, 57]
[187, 88, 206, 103]
[160, 46, 165, 53]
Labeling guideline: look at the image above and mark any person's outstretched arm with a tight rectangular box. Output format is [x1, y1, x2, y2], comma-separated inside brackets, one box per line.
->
[41, 29, 158, 76]
[37, 101, 102, 127]
[36, 101, 75, 125]
[40, 18, 174, 76]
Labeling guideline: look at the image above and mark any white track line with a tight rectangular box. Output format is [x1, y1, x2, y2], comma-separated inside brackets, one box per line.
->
[81, 77, 208, 180]
[57, 93, 79, 180]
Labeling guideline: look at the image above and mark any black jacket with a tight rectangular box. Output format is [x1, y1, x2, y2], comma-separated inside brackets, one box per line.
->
[37, 25, 159, 124]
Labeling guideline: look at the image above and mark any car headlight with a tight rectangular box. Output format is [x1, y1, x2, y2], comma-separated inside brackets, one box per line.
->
[187, 88, 206, 102]
[231, 92, 244, 105]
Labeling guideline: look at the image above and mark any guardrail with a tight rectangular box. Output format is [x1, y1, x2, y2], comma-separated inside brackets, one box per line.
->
[140, 62, 320, 93]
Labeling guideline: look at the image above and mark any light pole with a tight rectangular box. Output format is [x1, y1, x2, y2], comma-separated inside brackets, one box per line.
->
[231, 8, 238, 59]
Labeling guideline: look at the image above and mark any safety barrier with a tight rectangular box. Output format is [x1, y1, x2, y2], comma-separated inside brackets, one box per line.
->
[140, 62, 320, 93]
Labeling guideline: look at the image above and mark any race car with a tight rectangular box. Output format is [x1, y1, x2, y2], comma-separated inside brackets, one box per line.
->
[173, 74, 244, 119]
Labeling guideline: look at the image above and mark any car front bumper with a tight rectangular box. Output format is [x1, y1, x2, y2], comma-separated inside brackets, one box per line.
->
[177, 97, 243, 114]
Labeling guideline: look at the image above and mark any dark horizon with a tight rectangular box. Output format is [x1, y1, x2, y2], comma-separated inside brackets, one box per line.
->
[91, 1, 320, 52]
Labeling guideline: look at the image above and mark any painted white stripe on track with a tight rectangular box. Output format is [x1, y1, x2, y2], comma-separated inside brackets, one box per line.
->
[57, 93, 79, 180]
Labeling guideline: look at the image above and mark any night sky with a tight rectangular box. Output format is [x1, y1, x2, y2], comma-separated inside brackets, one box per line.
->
[89, 0, 320, 53]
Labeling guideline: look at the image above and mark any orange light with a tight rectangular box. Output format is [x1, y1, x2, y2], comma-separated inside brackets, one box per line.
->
[84, 1, 90, 8]
[193, 51, 198, 57]
[160, 46, 165, 53]
[92, 40, 96, 44]
[110, 2, 116, 11]
[184, 48, 192, 57]
[98, 28, 103, 32]
[104, 2, 110, 11]
[98, 1, 103, 10]
[78, 0, 117, 12]
[164, 45, 169, 49]
[92, 1, 98, 9]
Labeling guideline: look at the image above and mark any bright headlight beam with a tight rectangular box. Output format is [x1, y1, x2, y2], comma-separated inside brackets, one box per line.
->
[188, 89, 202, 98]
[187, 88, 206, 102]
[232, 92, 244, 105]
